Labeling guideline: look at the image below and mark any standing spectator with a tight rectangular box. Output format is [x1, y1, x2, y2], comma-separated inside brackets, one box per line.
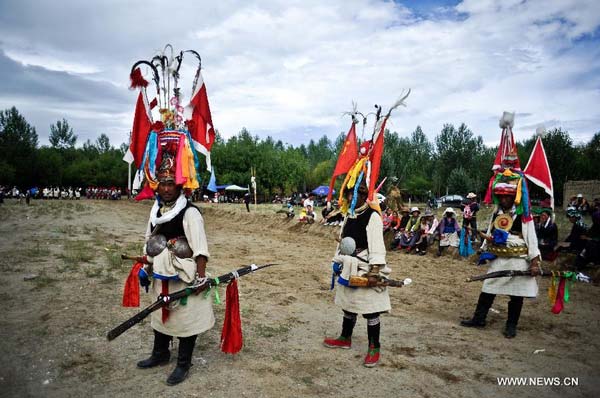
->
[462, 193, 480, 242]
[304, 193, 315, 211]
[243, 192, 251, 212]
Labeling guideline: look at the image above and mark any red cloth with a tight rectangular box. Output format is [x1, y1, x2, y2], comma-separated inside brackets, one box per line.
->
[188, 75, 215, 154]
[221, 279, 243, 354]
[551, 278, 566, 314]
[122, 262, 143, 307]
[327, 123, 358, 202]
[130, 91, 153, 169]
[368, 119, 386, 202]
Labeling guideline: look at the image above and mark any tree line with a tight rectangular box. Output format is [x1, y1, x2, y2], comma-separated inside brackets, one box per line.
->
[1, 106, 598, 204]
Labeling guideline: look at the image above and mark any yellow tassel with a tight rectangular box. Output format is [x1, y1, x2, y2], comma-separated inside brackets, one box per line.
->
[548, 272, 558, 304]
[515, 177, 522, 205]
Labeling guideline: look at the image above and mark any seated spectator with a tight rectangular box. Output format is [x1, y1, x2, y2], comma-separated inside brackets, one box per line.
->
[576, 194, 590, 215]
[382, 208, 394, 231]
[556, 207, 588, 254]
[414, 210, 437, 255]
[574, 200, 600, 270]
[389, 210, 402, 232]
[437, 207, 461, 256]
[396, 207, 421, 253]
[536, 209, 558, 261]
[397, 207, 410, 231]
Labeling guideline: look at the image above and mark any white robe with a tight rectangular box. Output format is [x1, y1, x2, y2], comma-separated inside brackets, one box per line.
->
[481, 212, 541, 298]
[145, 204, 215, 337]
[334, 210, 392, 314]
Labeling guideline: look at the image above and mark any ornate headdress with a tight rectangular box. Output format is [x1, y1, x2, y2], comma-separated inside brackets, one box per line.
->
[327, 91, 410, 215]
[484, 112, 531, 218]
[126, 44, 215, 199]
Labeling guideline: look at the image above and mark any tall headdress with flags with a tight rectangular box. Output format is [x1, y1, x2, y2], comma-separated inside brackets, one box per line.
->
[523, 126, 554, 209]
[125, 44, 216, 200]
[484, 112, 532, 220]
[328, 90, 410, 215]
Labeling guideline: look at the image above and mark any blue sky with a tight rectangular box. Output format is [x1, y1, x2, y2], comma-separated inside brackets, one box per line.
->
[1, 0, 599, 148]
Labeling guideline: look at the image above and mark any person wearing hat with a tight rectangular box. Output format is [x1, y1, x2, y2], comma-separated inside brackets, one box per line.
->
[414, 209, 438, 255]
[324, 180, 391, 367]
[132, 145, 215, 386]
[536, 208, 558, 261]
[396, 207, 421, 253]
[555, 207, 588, 255]
[462, 193, 480, 243]
[461, 167, 541, 338]
[437, 207, 461, 256]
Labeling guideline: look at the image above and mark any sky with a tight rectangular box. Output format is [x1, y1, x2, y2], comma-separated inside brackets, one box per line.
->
[1, 0, 599, 149]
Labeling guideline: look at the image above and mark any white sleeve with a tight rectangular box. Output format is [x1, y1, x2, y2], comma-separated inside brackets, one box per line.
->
[366, 212, 386, 265]
[183, 207, 210, 259]
[522, 219, 541, 260]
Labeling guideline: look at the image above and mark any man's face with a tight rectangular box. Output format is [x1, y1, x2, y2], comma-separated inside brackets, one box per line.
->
[498, 195, 515, 210]
[158, 181, 178, 202]
[540, 212, 549, 223]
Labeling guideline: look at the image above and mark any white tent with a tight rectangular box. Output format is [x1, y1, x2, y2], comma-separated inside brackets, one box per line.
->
[224, 185, 249, 191]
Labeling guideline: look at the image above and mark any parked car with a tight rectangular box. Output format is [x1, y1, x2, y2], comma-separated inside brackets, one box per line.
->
[436, 194, 466, 208]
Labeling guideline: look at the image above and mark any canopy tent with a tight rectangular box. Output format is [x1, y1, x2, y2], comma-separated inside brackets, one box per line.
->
[224, 185, 249, 191]
[312, 185, 334, 196]
[215, 184, 230, 190]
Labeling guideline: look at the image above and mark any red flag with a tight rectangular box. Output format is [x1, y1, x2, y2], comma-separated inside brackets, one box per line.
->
[524, 135, 554, 208]
[327, 123, 358, 202]
[187, 73, 215, 170]
[130, 92, 152, 168]
[367, 119, 387, 201]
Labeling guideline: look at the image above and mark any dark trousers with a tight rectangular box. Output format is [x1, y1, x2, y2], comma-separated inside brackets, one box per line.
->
[341, 310, 381, 348]
[473, 292, 524, 326]
[463, 218, 478, 242]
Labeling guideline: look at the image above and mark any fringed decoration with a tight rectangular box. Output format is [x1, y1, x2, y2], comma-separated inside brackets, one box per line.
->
[548, 273, 558, 304]
[204, 277, 221, 304]
[130, 68, 149, 89]
[220, 279, 243, 354]
[122, 262, 144, 307]
[349, 171, 364, 215]
[551, 277, 566, 314]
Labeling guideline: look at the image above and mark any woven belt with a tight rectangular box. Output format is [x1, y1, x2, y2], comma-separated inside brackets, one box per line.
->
[487, 245, 528, 257]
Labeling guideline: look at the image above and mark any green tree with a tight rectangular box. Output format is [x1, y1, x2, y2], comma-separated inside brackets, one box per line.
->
[95, 133, 112, 154]
[0, 107, 38, 186]
[49, 118, 77, 149]
[447, 167, 473, 196]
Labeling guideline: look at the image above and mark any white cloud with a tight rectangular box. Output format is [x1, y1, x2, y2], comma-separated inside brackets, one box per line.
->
[0, 0, 598, 147]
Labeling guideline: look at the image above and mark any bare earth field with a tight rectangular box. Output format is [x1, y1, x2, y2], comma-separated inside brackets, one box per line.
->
[0, 199, 598, 398]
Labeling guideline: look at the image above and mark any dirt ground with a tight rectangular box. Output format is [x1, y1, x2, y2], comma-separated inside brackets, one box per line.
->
[0, 199, 598, 398]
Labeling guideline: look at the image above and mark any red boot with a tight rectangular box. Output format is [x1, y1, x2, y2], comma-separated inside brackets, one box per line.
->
[364, 345, 380, 367]
[323, 337, 351, 349]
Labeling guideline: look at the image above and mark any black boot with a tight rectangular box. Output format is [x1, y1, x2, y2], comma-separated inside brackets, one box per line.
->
[137, 330, 172, 368]
[460, 292, 495, 328]
[166, 335, 197, 386]
[503, 296, 523, 338]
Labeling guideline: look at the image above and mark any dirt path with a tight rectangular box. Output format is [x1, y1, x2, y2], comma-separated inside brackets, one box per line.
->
[0, 200, 598, 398]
